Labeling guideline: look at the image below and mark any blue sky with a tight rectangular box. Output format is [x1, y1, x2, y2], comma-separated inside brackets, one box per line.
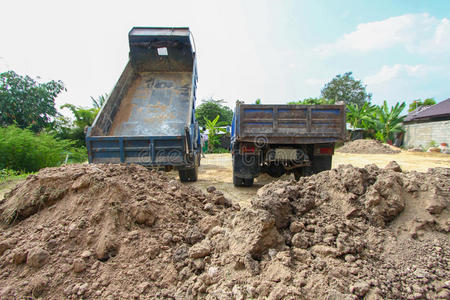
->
[0, 0, 449, 113]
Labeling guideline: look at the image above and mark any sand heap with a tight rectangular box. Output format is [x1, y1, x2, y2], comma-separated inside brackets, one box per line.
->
[0, 163, 449, 299]
[336, 139, 401, 154]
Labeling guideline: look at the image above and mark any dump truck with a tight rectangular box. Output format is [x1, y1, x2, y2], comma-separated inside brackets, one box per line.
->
[231, 102, 346, 186]
[86, 27, 201, 182]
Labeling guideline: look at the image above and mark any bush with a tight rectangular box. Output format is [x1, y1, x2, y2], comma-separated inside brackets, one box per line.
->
[0, 169, 19, 180]
[0, 125, 87, 172]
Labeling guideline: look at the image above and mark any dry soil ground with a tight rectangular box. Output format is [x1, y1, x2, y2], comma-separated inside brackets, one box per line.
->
[1, 157, 448, 299]
[1, 151, 449, 209]
[172, 151, 450, 208]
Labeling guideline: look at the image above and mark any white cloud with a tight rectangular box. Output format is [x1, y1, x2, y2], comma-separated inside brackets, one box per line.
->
[316, 14, 450, 56]
[304, 78, 324, 87]
[365, 64, 432, 86]
[363, 63, 450, 107]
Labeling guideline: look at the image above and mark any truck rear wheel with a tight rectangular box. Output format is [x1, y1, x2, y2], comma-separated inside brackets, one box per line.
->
[293, 156, 332, 180]
[233, 176, 254, 187]
[312, 156, 332, 174]
[179, 156, 198, 182]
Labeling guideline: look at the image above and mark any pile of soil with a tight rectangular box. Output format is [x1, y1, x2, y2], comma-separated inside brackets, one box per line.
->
[239, 163, 449, 299]
[337, 139, 401, 154]
[0, 164, 236, 299]
[1, 162, 449, 299]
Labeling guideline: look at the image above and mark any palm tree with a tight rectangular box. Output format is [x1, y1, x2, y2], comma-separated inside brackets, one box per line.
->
[374, 101, 406, 142]
[90, 93, 109, 110]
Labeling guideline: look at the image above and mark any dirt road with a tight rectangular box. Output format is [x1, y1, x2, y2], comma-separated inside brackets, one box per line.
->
[173, 151, 450, 208]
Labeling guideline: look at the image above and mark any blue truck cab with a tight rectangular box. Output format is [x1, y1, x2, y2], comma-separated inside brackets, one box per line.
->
[86, 27, 201, 182]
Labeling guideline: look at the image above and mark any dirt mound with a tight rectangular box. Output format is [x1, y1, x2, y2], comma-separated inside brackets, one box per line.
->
[337, 139, 401, 154]
[1, 163, 449, 299]
[237, 163, 449, 299]
[0, 164, 236, 299]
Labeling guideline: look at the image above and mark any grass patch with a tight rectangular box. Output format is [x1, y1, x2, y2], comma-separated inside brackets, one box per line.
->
[0, 169, 33, 184]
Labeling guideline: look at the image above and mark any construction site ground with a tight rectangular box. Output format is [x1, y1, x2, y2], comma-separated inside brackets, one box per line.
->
[1, 151, 449, 208]
[0, 146, 449, 299]
[172, 151, 450, 208]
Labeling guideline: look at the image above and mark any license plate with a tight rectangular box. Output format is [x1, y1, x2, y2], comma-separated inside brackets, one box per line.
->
[275, 149, 298, 160]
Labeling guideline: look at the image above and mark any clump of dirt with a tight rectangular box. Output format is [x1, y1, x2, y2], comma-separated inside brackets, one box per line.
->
[0, 163, 449, 299]
[337, 139, 401, 154]
[0, 164, 236, 299]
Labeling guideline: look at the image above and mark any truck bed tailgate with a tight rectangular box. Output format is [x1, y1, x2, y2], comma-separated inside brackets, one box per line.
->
[237, 104, 345, 143]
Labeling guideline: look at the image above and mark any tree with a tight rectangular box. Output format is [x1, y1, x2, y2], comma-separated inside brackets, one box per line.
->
[408, 98, 436, 112]
[53, 94, 108, 147]
[346, 102, 377, 129]
[321, 72, 372, 107]
[374, 101, 406, 142]
[255, 98, 261, 104]
[0, 70, 65, 132]
[195, 98, 233, 128]
[288, 97, 335, 105]
[91, 93, 108, 109]
[56, 104, 98, 147]
[204, 115, 227, 152]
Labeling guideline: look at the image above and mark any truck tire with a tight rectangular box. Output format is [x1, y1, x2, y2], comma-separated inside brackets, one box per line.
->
[179, 157, 198, 182]
[233, 176, 254, 187]
[312, 156, 332, 174]
[266, 164, 285, 178]
[293, 156, 332, 180]
[293, 166, 313, 180]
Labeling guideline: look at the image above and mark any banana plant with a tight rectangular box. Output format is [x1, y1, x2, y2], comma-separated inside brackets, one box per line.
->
[346, 102, 377, 130]
[374, 101, 406, 142]
[204, 115, 227, 152]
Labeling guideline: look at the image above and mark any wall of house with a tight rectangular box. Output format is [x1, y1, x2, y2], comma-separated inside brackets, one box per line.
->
[404, 120, 450, 148]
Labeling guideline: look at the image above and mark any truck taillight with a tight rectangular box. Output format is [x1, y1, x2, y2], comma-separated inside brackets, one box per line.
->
[314, 144, 334, 155]
[319, 147, 333, 155]
[242, 146, 255, 153]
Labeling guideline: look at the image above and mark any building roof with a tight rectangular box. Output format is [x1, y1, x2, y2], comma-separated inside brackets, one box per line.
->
[404, 105, 432, 122]
[404, 98, 450, 122]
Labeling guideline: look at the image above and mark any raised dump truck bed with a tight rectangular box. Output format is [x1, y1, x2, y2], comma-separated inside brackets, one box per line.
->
[86, 27, 200, 182]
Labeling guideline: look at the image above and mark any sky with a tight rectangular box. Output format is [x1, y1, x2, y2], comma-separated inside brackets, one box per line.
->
[0, 0, 449, 115]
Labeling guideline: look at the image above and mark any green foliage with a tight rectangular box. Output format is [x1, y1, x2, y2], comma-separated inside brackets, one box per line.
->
[408, 98, 436, 112]
[60, 104, 98, 129]
[255, 99, 261, 105]
[321, 72, 372, 107]
[288, 97, 335, 105]
[204, 115, 227, 152]
[195, 98, 233, 128]
[0, 70, 65, 132]
[373, 101, 406, 142]
[0, 169, 33, 183]
[54, 99, 101, 147]
[346, 102, 377, 129]
[427, 140, 437, 148]
[210, 147, 230, 154]
[0, 125, 86, 172]
[91, 93, 108, 109]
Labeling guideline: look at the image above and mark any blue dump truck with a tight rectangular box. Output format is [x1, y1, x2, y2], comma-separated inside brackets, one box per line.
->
[86, 27, 201, 182]
[231, 102, 346, 186]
